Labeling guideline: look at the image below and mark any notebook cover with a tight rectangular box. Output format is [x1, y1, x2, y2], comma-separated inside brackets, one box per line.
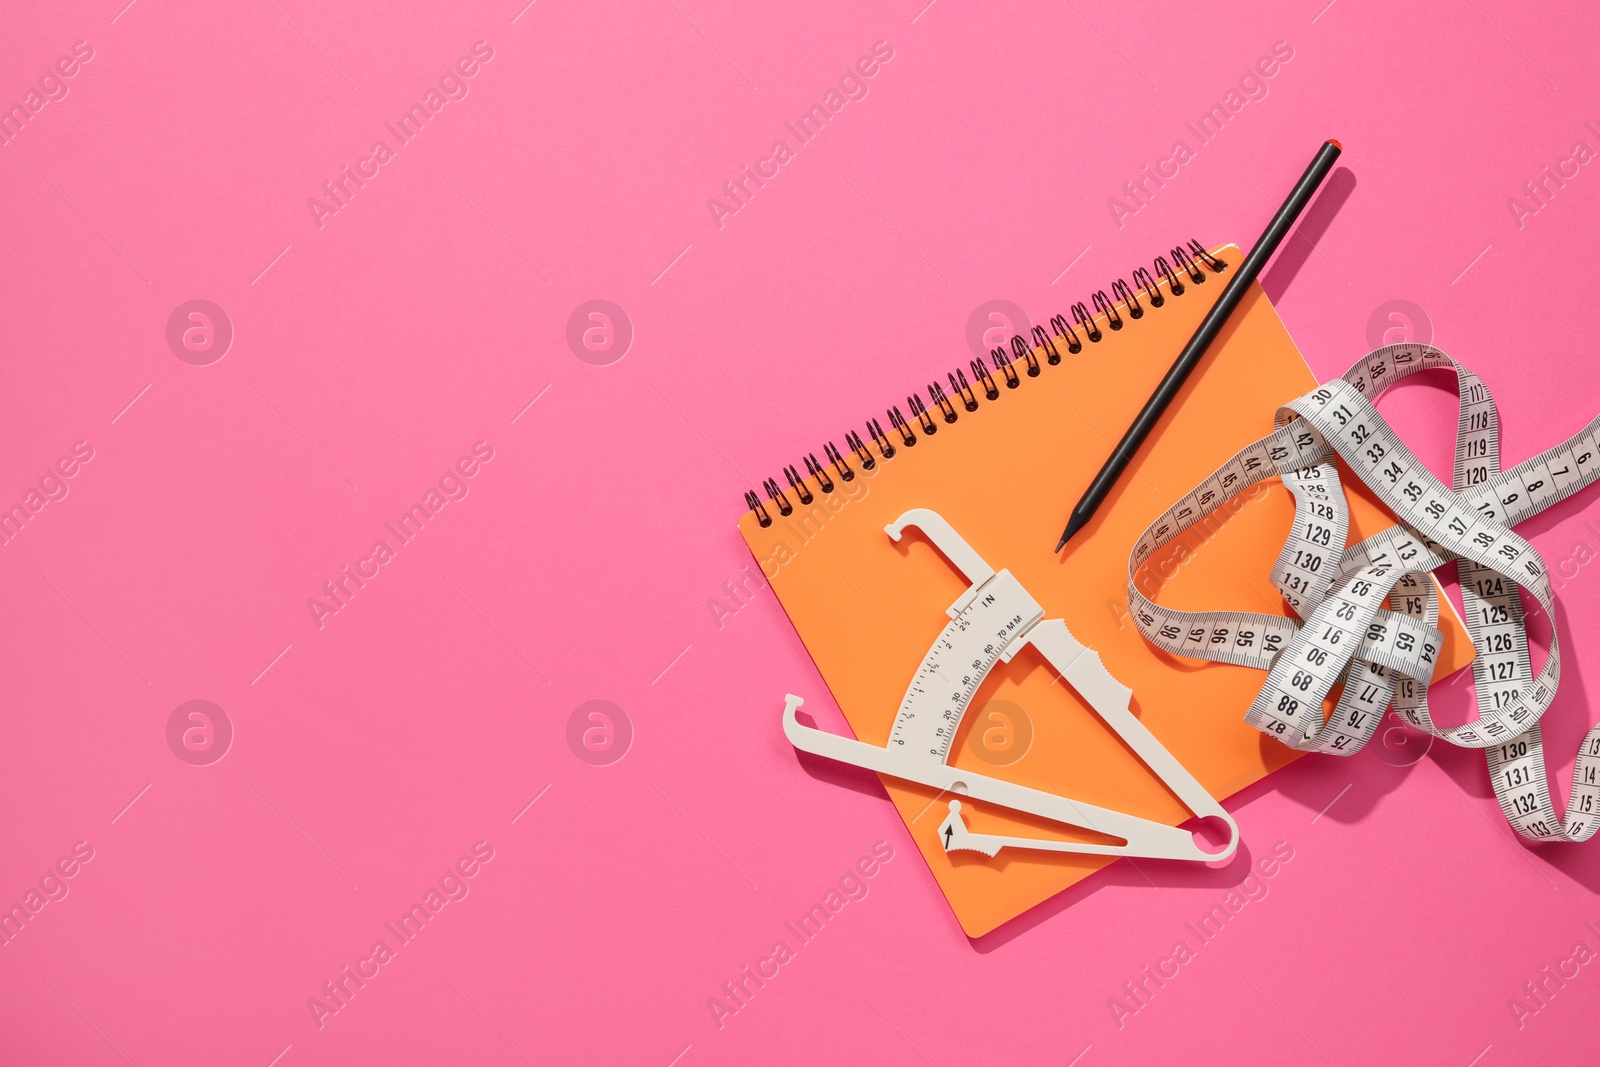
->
[738, 248, 1474, 937]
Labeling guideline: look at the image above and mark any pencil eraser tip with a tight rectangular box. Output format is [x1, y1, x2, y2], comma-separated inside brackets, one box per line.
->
[1327, 138, 1342, 150]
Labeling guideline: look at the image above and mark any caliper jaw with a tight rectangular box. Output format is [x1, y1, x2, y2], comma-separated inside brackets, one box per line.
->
[887, 509, 997, 618]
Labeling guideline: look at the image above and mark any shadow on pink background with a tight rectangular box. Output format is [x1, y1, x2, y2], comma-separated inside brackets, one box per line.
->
[2, 0, 1600, 1063]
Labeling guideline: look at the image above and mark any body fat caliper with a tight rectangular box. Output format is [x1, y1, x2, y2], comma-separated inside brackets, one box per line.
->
[782, 508, 1238, 863]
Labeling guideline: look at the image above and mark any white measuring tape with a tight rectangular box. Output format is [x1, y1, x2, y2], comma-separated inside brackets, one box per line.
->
[1129, 344, 1600, 842]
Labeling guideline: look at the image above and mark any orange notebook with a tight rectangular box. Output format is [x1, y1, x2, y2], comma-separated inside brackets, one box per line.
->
[738, 245, 1473, 936]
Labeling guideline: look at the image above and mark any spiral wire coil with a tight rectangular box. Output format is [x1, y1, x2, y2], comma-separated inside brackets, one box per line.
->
[744, 239, 1228, 526]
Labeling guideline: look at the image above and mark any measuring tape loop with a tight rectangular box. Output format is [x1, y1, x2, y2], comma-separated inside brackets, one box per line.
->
[1129, 344, 1600, 843]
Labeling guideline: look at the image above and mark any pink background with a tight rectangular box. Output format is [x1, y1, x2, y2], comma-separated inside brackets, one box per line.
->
[3, 0, 1600, 1063]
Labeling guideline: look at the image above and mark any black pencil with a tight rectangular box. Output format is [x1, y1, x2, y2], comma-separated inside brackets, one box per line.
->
[1056, 139, 1344, 552]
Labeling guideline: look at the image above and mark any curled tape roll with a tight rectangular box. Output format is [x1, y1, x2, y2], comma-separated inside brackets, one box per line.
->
[1130, 344, 1600, 843]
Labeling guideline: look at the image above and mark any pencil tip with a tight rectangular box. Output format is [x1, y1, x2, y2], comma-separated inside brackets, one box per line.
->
[1056, 512, 1088, 552]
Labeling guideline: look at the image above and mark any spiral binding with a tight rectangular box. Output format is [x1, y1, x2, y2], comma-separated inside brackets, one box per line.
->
[743, 239, 1229, 526]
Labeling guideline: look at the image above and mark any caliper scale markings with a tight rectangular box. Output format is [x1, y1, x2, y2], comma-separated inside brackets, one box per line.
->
[888, 574, 1040, 761]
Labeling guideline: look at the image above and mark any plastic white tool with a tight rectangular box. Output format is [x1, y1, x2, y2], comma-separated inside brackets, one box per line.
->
[782, 508, 1238, 862]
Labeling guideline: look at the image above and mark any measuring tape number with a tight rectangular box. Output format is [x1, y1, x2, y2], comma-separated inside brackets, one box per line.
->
[1128, 344, 1600, 843]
